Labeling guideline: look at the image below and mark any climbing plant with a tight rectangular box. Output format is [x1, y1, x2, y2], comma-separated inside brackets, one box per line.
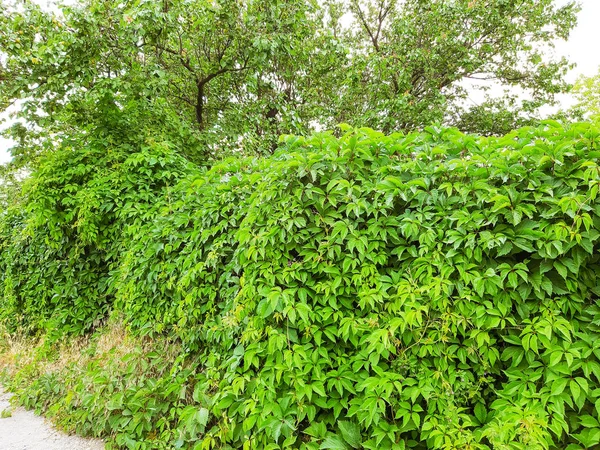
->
[2, 121, 600, 449]
[0, 103, 193, 336]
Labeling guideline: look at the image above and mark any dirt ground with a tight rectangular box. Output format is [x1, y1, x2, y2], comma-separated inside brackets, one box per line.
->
[0, 385, 104, 450]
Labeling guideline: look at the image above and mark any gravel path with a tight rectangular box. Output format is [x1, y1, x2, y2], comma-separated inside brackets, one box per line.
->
[0, 385, 104, 450]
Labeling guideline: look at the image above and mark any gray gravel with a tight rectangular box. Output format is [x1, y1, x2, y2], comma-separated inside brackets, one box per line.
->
[0, 385, 104, 450]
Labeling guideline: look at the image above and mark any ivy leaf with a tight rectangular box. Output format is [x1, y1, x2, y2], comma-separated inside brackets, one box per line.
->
[320, 435, 349, 450]
[196, 407, 209, 427]
[338, 421, 362, 449]
[551, 378, 568, 396]
[571, 379, 582, 402]
[580, 415, 599, 428]
[256, 299, 273, 318]
[554, 261, 568, 279]
[474, 403, 487, 424]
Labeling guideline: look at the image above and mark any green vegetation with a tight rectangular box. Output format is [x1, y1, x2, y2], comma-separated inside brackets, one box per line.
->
[2, 121, 600, 449]
[571, 67, 600, 119]
[0, 0, 579, 169]
[1, 0, 598, 449]
[0, 104, 193, 337]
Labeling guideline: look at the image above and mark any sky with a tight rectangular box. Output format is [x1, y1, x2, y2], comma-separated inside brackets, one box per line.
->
[1, 0, 600, 165]
[556, 0, 600, 81]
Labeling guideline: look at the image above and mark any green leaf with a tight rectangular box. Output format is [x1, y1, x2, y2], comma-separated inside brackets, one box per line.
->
[338, 421, 362, 449]
[304, 422, 327, 439]
[196, 407, 209, 427]
[256, 299, 273, 318]
[320, 435, 349, 450]
[474, 403, 487, 424]
[554, 261, 568, 279]
[580, 415, 599, 428]
[551, 378, 568, 396]
[571, 379, 582, 401]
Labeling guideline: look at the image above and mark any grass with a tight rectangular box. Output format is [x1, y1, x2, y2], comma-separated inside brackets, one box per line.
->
[0, 316, 187, 449]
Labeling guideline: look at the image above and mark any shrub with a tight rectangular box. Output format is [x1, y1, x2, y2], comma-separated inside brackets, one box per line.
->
[2, 121, 600, 449]
[110, 122, 600, 449]
[0, 122, 193, 336]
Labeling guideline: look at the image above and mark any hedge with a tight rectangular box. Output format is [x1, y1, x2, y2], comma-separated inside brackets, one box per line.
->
[1, 121, 600, 449]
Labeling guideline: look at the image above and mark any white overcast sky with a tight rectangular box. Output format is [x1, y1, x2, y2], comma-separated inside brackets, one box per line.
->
[1, 0, 599, 164]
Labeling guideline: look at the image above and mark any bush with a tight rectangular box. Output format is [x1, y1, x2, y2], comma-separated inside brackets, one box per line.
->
[2, 121, 600, 449]
[0, 121, 193, 336]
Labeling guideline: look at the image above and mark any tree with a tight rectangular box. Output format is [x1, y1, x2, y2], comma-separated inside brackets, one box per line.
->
[0, 0, 337, 162]
[0, 0, 580, 168]
[330, 0, 579, 134]
[571, 67, 600, 118]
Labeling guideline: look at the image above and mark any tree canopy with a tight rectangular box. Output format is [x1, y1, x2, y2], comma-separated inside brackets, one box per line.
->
[571, 67, 600, 118]
[0, 0, 580, 166]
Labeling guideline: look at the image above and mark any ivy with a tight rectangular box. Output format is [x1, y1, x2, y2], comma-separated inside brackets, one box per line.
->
[2, 121, 600, 449]
[0, 109, 193, 337]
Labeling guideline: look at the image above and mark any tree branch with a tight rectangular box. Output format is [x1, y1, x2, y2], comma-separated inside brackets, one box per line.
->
[154, 43, 197, 80]
[353, 1, 380, 52]
[195, 55, 251, 128]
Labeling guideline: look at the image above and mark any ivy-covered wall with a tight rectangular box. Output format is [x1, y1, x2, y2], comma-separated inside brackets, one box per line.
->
[1, 121, 600, 449]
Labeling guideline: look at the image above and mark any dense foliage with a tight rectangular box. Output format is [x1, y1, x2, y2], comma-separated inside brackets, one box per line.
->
[0, 0, 579, 167]
[2, 121, 600, 449]
[0, 104, 193, 336]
